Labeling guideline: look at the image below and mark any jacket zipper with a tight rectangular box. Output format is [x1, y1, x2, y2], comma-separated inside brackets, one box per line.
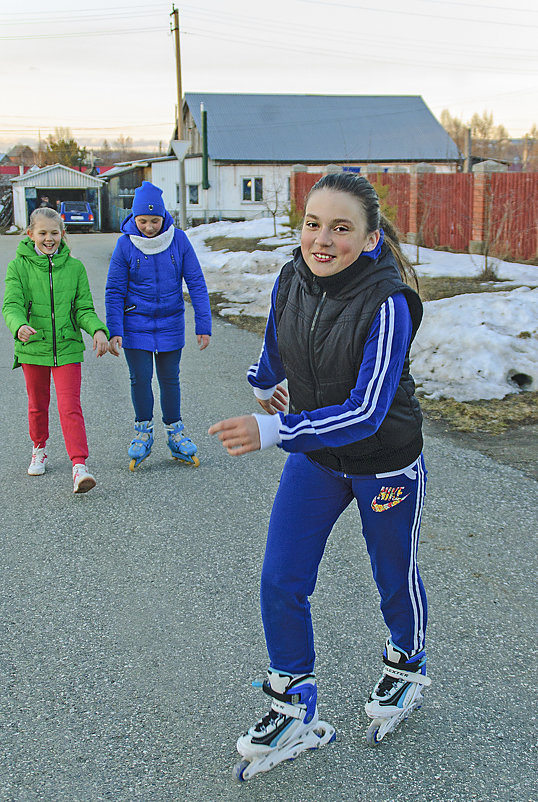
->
[170, 252, 179, 283]
[27, 300, 32, 321]
[308, 290, 326, 407]
[47, 255, 57, 366]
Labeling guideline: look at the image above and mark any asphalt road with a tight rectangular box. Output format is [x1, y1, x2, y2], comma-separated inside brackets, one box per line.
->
[1, 234, 536, 802]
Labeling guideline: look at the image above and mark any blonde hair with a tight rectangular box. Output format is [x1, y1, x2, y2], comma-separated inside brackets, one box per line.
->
[28, 207, 65, 233]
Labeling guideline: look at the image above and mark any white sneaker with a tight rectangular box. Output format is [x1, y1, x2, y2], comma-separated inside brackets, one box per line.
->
[72, 463, 96, 494]
[28, 446, 47, 475]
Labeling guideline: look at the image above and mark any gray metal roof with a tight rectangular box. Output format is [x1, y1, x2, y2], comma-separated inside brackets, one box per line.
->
[184, 93, 460, 163]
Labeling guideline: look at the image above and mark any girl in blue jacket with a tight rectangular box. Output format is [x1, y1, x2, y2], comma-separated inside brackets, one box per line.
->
[210, 173, 429, 780]
[106, 181, 211, 470]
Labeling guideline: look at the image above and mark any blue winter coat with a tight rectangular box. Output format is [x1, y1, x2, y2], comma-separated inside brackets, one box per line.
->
[105, 212, 211, 351]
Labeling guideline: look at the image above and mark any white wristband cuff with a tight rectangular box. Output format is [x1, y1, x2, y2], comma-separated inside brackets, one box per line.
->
[253, 385, 277, 401]
[252, 413, 282, 449]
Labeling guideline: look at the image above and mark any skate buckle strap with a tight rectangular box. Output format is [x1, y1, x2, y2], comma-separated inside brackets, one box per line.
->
[383, 666, 431, 686]
[261, 678, 317, 723]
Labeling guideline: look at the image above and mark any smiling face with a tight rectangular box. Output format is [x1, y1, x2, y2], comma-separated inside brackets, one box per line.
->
[134, 215, 164, 238]
[27, 214, 64, 255]
[301, 188, 380, 277]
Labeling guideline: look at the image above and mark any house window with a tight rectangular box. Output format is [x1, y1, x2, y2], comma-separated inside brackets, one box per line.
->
[188, 184, 199, 205]
[242, 177, 263, 202]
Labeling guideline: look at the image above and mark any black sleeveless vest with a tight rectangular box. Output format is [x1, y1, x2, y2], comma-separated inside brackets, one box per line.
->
[275, 245, 423, 474]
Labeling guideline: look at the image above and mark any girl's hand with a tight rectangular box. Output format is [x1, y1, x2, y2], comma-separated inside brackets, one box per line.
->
[256, 384, 288, 415]
[108, 335, 122, 356]
[93, 330, 108, 358]
[208, 415, 260, 455]
[197, 334, 210, 351]
[17, 325, 36, 343]
[17, 325, 37, 342]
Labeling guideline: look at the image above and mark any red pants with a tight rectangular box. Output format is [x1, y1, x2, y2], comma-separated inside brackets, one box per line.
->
[22, 363, 88, 465]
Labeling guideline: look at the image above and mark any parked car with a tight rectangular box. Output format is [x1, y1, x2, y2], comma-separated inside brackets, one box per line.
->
[60, 201, 94, 230]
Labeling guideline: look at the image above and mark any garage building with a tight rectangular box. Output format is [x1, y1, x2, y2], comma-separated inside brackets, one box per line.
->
[11, 164, 105, 231]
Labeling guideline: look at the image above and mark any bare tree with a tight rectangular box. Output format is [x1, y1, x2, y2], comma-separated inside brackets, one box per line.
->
[440, 109, 467, 153]
[43, 128, 87, 168]
[261, 168, 288, 237]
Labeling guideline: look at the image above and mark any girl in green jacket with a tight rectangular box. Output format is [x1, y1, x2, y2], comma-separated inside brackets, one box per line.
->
[2, 208, 109, 493]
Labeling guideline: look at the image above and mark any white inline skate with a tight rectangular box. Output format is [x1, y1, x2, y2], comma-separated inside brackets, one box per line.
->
[164, 421, 200, 467]
[364, 639, 431, 746]
[233, 670, 336, 781]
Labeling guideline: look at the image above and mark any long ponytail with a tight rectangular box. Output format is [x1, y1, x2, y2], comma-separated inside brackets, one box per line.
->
[380, 213, 418, 290]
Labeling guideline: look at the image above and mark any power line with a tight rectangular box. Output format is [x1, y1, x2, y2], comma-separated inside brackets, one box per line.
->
[298, 0, 538, 27]
[179, 25, 538, 74]
[1, 3, 169, 22]
[0, 26, 166, 41]
[423, 0, 538, 13]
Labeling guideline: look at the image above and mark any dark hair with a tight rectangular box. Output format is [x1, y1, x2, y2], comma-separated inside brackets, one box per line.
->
[305, 172, 418, 288]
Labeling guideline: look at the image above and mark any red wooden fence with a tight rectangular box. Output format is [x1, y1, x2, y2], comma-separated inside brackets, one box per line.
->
[489, 173, 538, 262]
[419, 174, 473, 252]
[291, 170, 538, 262]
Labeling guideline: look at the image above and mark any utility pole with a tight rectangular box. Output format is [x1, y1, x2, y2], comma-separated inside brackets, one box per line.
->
[171, 5, 187, 229]
[464, 127, 472, 173]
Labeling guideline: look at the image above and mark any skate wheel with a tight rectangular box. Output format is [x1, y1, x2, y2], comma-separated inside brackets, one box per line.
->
[190, 455, 200, 468]
[232, 759, 250, 781]
[366, 722, 382, 746]
[129, 458, 137, 472]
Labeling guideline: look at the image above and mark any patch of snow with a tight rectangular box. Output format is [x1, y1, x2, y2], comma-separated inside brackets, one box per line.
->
[411, 287, 537, 401]
[404, 244, 537, 286]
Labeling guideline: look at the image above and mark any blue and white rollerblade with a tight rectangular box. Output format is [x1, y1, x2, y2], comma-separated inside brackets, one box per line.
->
[233, 670, 335, 781]
[364, 639, 431, 746]
[164, 420, 200, 467]
[128, 420, 154, 471]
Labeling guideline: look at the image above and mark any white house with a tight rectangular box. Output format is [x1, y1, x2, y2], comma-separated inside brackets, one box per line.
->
[103, 93, 461, 229]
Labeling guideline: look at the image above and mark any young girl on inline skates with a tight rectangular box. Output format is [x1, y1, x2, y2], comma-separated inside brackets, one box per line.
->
[209, 172, 430, 779]
[2, 207, 109, 493]
[105, 181, 211, 470]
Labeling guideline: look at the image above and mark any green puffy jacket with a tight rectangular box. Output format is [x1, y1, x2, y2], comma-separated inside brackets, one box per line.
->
[2, 237, 109, 369]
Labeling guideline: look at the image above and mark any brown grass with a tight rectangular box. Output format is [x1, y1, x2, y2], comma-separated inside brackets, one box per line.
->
[205, 236, 280, 253]
[419, 392, 538, 434]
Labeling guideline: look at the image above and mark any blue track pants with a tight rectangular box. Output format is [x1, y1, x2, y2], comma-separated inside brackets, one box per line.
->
[123, 348, 182, 425]
[260, 452, 427, 674]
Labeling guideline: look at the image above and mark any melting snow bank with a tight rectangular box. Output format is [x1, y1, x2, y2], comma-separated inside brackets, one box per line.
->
[411, 287, 538, 401]
[403, 244, 538, 286]
[187, 217, 295, 318]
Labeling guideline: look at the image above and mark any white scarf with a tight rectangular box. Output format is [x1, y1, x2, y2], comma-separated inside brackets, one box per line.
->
[129, 223, 175, 255]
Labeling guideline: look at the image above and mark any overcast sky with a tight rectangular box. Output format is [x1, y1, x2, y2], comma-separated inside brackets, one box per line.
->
[1, 0, 537, 150]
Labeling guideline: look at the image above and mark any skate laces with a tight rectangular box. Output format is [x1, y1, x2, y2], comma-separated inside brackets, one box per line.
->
[376, 672, 402, 697]
[253, 708, 284, 734]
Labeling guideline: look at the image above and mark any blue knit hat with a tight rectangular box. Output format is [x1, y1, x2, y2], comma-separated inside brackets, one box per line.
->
[131, 181, 166, 218]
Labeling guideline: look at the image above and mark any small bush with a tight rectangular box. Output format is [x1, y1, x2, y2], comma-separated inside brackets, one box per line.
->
[282, 201, 303, 237]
